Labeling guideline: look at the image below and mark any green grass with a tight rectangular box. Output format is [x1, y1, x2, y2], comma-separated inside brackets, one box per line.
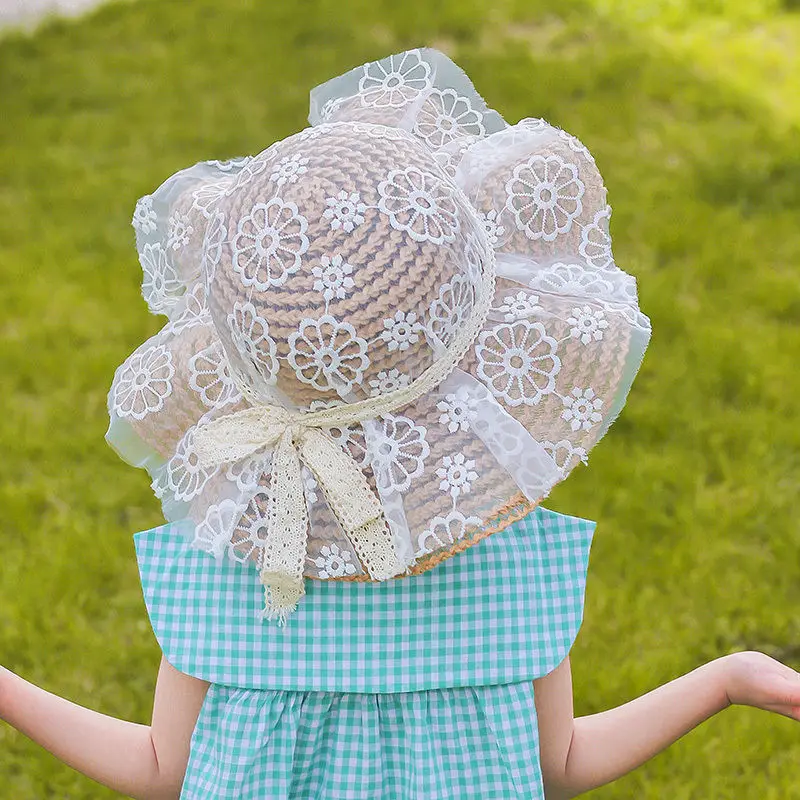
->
[0, 0, 799, 796]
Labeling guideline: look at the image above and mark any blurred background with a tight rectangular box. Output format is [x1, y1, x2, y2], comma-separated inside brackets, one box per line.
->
[0, 0, 798, 797]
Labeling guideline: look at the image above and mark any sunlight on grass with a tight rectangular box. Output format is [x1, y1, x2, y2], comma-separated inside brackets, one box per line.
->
[589, 0, 800, 128]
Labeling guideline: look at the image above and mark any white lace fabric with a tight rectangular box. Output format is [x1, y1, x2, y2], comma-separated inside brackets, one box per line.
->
[107, 47, 651, 624]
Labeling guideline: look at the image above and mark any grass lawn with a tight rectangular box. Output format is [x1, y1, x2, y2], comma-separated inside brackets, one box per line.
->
[0, 0, 798, 796]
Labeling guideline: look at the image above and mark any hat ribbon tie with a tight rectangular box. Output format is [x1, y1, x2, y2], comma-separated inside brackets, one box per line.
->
[192, 405, 404, 625]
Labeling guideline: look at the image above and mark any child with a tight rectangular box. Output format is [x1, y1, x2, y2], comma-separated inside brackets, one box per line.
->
[2, 48, 799, 800]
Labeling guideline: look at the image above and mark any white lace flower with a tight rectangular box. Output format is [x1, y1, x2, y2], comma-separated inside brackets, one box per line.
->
[358, 49, 432, 108]
[132, 195, 157, 234]
[152, 428, 219, 502]
[202, 211, 226, 289]
[319, 96, 344, 122]
[188, 341, 241, 408]
[476, 321, 561, 407]
[313, 542, 357, 578]
[228, 155, 270, 195]
[191, 181, 229, 219]
[436, 387, 478, 433]
[431, 138, 474, 179]
[436, 453, 478, 499]
[528, 262, 615, 299]
[225, 451, 271, 495]
[166, 211, 193, 251]
[323, 190, 367, 233]
[518, 117, 550, 134]
[378, 167, 459, 244]
[380, 310, 423, 352]
[270, 153, 309, 187]
[428, 274, 474, 345]
[558, 128, 595, 164]
[112, 344, 174, 420]
[369, 368, 410, 396]
[505, 155, 585, 241]
[541, 439, 588, 474]
[139, 242, 183, 314]
[192, 499, 241, 559]
[579, 205, 614, 270]
[494, 291, 541, 322]
[479, 208, 505, 246]
[232, 199, 309, 289]
[367, 415, 429, 494]
[288, 315, 369, 392]
[415, 510, 482, 557]
[312, 254, 355, 301]
[567, 305, 609, 344]
[228, 301, 279, 384]
[166, 282, 211, 335]
[229, 490, 270, 564]
[302, 467, 319, 507]
[561, 387, 603, 432]
[413, 88, 485, 148]
[308, 399, 368, 464]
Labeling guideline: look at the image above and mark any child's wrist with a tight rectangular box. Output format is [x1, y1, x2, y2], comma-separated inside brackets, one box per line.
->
[0, 666, 12, 720]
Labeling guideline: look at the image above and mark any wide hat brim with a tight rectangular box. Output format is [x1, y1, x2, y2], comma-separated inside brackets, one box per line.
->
[108, 48, 650, 596]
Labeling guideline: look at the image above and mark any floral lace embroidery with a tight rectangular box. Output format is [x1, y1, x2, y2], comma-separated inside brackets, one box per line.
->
[493, 291, 542, 322]
[561, 387, 603, 432]
[436, 386, 478, 433]
[377, 167, 460, 244]
[323, 190, 367, 233]
[312, 254, 356, 301]
[567, 305, 609, 344]
[188, 341, 241, 409]
[139, 242, 183, 314]
[427, 275, 475, 346]
[379, 310, 424, 352]
[579, 205, 614, 270]
[232, 200, 309, 289]
[228, 301, 279, 385]
[270, 154, 310, 187]
[358, 48, 432, 108]
[505, 155, 585, 241]
[413, 88, 486, 148]
[132, 195, 157, 234]
[436, 453, 479, 499]
[112, 344, 175, 420]
[369, 368, 410, 396]
[166, 211, 193, 251]
[366, 414, 429, 494]
[313, 542, 357, 578]
[288, 315, 369, 393]
[475, 321, 561, 407]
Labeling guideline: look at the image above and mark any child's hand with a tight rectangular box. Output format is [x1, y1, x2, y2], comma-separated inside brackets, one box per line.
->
[723, 651, 800, 721]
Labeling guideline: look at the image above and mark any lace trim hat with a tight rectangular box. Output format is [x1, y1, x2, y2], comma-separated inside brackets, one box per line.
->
[108, 48, 651, 625]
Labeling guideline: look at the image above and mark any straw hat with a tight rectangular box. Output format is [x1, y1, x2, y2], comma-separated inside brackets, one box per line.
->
[109, 48, 651, 624]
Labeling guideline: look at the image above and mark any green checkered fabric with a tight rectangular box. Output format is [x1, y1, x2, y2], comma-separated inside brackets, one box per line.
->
[181, 681, 544, 799]
[135, 507, 595, 693]
[136, 507, 594, 798]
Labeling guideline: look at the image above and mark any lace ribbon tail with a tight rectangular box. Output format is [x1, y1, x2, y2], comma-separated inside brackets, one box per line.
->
[299, 429, 404, 581]
[260, 427, 310, 626]
[259, 570, 306, 627]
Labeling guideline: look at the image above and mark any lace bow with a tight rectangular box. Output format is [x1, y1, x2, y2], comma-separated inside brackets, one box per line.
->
[193, 405, 406, 625]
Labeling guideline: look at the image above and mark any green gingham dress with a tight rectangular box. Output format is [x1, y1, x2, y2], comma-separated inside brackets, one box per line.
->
[135, 506, 595, 799]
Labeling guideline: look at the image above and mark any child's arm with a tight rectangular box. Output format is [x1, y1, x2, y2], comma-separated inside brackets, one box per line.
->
[0, 656, 209, 800]
[534, 651, 800, 800]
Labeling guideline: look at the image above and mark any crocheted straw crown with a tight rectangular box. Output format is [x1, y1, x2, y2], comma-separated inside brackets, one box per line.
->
[109, 48, 651, 624]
